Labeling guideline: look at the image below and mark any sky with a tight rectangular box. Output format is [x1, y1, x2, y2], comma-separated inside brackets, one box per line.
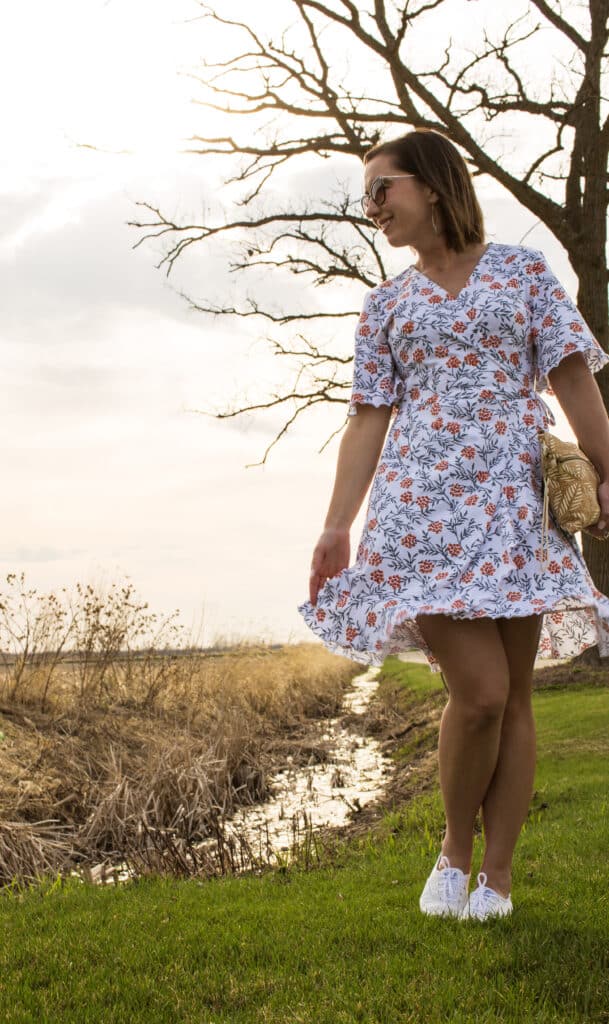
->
[2, 0, 584, 650]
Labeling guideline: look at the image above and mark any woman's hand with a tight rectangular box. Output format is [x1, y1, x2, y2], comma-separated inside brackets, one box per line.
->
[308, 527, 351, 605]
[585, 479, 609, 540]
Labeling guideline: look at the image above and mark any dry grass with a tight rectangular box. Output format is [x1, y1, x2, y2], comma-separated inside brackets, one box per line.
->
[0, 573, 363, 888]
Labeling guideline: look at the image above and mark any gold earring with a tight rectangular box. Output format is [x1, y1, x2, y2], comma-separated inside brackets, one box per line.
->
[431, 205, 440, 235]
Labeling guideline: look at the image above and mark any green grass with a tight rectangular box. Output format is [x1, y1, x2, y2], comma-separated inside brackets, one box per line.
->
[1, 667, 608, 1024]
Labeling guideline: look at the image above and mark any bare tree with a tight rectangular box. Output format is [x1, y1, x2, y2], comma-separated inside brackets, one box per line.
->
[129, 0, 609, 592]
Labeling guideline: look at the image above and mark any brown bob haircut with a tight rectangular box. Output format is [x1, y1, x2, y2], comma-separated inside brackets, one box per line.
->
[363, 128, 485, 253]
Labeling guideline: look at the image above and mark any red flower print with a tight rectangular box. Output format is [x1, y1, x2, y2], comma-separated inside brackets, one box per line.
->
[481, 562, 495, 575]
[461, 446, 476, 459]
[435, 571, 449, 580]
[368, 518, 378, 529]
[548, 561, 561, 573]
[386, 470, 397, 482]
[359, 324, 371, 336]
[359, 311, 369, 323]
[401, 320, 415, 333]
[316, 609, 326, 621]
[498, 350, 507, 360]
[399, 445, 410, 456]
[485, 503, 496, 516]
[378, 462, 387, 473]
[434, 345, 449, 358]
[420, 287, 433, 295]
[386, 299, 397, 309]
[480, 389, 495, 400]
[510, 353, 520, 366]
[369, 552, 382, 566]
[429, 294, 442, 304]
[505, 254, 516, 263]
[378, 343, 390, 354]
[453, 321, 466, 333]
[507, 592, 522, 601]
[401, 533, 417, 547]
[517, 507, 528, 520]
[519, 452, 533, 464]
[419, 560, 434, 574]
[507, 278, 519, 288]
[447, 543, 463, 556]
[416, 495, 431, 510]
[477, 470, 490, 482]
[460, 571, 474, 583]
[495, 421, 507, 434]
[447, 355, 461, 368]
[552, 288, 565, 300]
[370, 569, 385, 584]
[523, 414, 535, 426]
[364, 360, 378, 373]
[413, 348, 425, 362]
[388, 574, 402, 591]
[447, 422, 461, 435]
[380, 376, 393, 392]
[503, 485, 516, 499]
[478, 408, 493, 421]
[429, 521, 443, 533]
[465, 495, 479, 505]
[563, 341, 577, 354]
[435, 459, 449, 470]
[465, 353, 479, 366]
[550, 611, 564, 623]
[542, 315, 554, 328]
[488, 335, 501, 348]
[530, 327, 539, 338]
[514, 312, 525, 324]
[430, 403, 441, 414]
[525, 260, 546, 274]
[346, 626, 359, 641]
[400, 491, 413, 504]
[450, 483, 464, 497]
[452, 599, 466, 609]
[410, 386, 421, 399]
[467, 308, 477, 320]
[351, 393, 364, 405]
[530, 284, 539, 296]
[513, 554, 526, 569]
[490, 282, 503, 290]
[384, 599, 398, 608]
[431, 417, 444, 430]
[494, 370, 507, 383]
[481, 273, 493, 282]
[366, 611, 377, 626]
[562, 555, 574, 569]
[570, 322, 583, 333]
[401, 477, 413, 487]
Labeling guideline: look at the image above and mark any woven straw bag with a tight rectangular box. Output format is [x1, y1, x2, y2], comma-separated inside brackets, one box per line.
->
[538, 430, 601, 560]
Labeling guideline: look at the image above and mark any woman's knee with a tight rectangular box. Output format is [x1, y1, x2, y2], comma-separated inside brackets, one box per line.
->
[447, 673, 509, 727]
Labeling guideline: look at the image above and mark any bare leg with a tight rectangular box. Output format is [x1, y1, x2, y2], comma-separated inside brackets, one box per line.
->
[415, 615, 511, 876]
[477, 614, 544, 897]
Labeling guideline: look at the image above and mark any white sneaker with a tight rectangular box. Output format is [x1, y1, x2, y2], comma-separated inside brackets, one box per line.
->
[460, 871, 513, 920]
[419, 853, 470, 917]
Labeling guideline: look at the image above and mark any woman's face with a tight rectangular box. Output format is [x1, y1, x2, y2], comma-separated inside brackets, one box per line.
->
[362, 154, 436, 249]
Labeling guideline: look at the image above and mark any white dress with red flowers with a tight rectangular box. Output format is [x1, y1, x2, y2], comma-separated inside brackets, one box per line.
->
[297, 242, 609, 671]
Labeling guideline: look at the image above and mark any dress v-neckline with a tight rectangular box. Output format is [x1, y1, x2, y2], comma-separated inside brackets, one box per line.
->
[411, 242, 493, 301]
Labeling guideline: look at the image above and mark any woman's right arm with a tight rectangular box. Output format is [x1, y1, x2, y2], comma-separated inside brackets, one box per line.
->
[308, 403, 393, 604]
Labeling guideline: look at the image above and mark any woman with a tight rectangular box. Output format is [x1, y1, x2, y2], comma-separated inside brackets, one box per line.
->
[297, 128, 609, 921]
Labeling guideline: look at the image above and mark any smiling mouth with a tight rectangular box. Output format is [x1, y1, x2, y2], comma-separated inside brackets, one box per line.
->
[377, 217, 393, 232]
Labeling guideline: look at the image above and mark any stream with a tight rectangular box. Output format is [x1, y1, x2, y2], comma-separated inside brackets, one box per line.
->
[80, 664, 396, 885]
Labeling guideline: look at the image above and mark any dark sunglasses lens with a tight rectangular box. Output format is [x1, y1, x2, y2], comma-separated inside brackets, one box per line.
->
[370, 179, 385, 206]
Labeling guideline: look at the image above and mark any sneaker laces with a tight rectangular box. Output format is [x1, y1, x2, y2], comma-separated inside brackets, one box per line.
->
[437, 855, 466, 903]
[471, 871, 508, 908]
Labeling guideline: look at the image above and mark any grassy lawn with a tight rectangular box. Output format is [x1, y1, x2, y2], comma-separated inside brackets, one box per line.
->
[1, 665, 608, 1024]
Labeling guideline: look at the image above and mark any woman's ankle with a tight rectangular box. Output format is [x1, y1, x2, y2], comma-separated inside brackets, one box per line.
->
[439, 842, 472, 875]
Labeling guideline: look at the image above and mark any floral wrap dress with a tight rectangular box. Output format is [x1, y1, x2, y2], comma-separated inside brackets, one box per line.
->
[297, 242, 609, 672]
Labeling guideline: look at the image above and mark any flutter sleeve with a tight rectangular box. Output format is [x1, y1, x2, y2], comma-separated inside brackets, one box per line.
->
[347, 285, 405, 417]
[526, 248, 609, 394]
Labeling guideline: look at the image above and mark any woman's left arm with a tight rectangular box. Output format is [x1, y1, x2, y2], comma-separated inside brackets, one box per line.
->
[548, 351, 609, 536]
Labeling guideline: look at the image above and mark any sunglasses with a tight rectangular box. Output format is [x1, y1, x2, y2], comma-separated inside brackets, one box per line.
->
[359, 174, 416, 216]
